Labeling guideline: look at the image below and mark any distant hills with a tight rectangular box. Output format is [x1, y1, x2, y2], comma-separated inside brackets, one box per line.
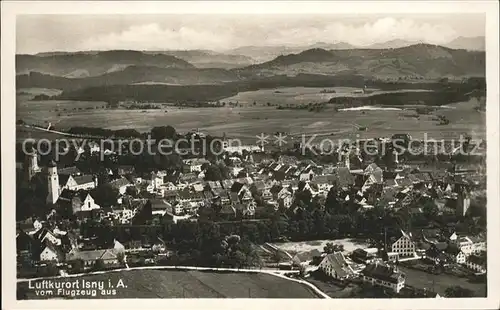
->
[16, 50, 195, 77]
[363, 39, 419, 49]
[17, 66, 241, 91]
[226, 42, 357, 62]
[236, 44, 485, 79]
[442, 36, 485, 51]
[146, 50, 256, 69]
[16, 40, 485, 94]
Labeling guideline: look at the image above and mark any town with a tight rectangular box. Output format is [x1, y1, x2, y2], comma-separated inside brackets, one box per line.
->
[16, 125, 487, 298]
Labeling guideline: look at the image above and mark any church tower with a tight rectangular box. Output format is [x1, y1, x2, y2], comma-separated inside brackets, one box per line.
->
[24, 146, 41, 182]
[46, 160, 60, 205]
[456, 185, 471, 217]
[343, 151, 350, 170]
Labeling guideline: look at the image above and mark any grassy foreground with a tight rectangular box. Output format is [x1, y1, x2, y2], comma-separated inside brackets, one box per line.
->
[18, 269, 320, 299]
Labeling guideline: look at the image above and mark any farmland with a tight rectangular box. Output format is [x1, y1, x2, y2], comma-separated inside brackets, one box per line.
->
[16, 86, 485, 143]
[221, 87, 432, 106]
[17, 269, 319, 299]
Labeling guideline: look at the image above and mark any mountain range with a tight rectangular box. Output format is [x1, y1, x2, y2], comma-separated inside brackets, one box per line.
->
[236, 44, 485, 79]
[224, 36, 485, 62]
[16, 39, 485, 94]
[16, 50, 194, 78]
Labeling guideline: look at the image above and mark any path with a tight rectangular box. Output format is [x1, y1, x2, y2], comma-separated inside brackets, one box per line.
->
[17, 265, 330, 299]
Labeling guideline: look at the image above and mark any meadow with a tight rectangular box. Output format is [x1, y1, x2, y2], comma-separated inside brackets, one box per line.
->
[16, 87, 485, 143]
[220, 87, 432, 106]
[18, 269, 319, 299]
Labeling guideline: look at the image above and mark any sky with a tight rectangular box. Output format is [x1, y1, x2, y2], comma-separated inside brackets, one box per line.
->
[17, 14, 485, 54]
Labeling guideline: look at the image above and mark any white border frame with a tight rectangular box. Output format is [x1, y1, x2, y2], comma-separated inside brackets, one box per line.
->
[2, 1, 499, 309]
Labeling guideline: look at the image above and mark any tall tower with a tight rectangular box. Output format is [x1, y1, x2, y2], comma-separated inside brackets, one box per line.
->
[46, 160, 60, 205]
[344, 151, 350, 170]
[393, 149, 400, 164]
[24, 146, 41, 182]
[456, 185, 470, 217]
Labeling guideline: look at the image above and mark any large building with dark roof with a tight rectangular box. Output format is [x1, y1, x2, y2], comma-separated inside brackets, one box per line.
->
[361, 263, 406, 293]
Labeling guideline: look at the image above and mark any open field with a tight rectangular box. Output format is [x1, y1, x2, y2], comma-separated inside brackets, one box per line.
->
[273, 238, 370, 255]
[17, 88, 63, 97]
[398, 266, 487, 297]
[221, 87, 433, 106]
[16, 125, 71, 142]
[16, 89, 485, 143]
[17, 269, 319, 299]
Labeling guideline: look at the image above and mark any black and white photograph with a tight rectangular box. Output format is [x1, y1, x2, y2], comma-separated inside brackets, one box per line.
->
[2, 1, 499, 309]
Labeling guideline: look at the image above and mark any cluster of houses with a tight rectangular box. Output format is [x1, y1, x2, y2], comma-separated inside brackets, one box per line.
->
[22, 138, 485, 225]
[284, 232, 485, 294]
[274, 227, 486, 295]
[18, 137, 486, 283]
[16, 219, 170, 275]
[17, 224, 121, 272]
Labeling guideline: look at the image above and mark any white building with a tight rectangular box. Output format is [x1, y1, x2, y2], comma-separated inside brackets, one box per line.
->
[464, 253, 486, 274]
[391, 230, 416, 258]
[46, 160, 60, 204]
[361, 263, 406, 293]
[451, 236, 486, 255]
[318, 252, 354, 280]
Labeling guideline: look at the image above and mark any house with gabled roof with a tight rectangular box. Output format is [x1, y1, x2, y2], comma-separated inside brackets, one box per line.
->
[57, 189, 101, 215]
[311, 175, 335, 195]
[319, 252, 355, 280]
[361, 263, 406, 293]
[451, 235, 486, 255]
[61, 174, 97, 191]
[32, 227, 62, 246]
[39, 242, 65, 263]
[464, 252, 486, 274]
[66, 248, 120, 269]
[219, 203, 236, 219]
[261, 187, 274, 201]
[391, 230, 416, 258]
[116, 165, 135, 176]
[445, 244, 467, 264]
[235, 202, 256, 218]
[58, 166, 82, 176]
[299, 167, 315, 181]
[292, 249, 323, 266]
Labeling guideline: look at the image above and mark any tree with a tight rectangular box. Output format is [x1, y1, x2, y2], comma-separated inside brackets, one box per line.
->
[204, 165, 223, 181]
[90, 184, 119, 208]
[422, 199, 439, 219]
[117, 252, 125, 265]
[72, 259, 85, 273]
[125, 186, 138, 197]
[151, 126, 177, 141]
[93, 259, 106, 271]
[324, 242, 344, 254]
[271, 251, 283, 264]
[444, 285, 475, 297]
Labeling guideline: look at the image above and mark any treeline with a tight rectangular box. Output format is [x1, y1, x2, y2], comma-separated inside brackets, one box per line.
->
[276, 102, 327, 112]
[76, 184, 486, 269]
[329, 82, 483, 107]
[68, 126, 142, 138]
[56, 84, 240, 103]
[28, 71, 485, 105]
